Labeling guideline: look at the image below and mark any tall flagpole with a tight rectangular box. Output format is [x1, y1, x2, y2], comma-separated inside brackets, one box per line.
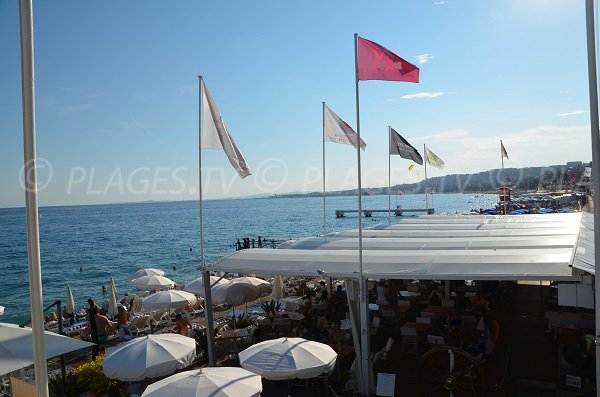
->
[500, 139, 506, 215]
[18, 0, 48, 395]
[354, 32, 370, 396]
[19, 0, 48, 393]
[388, 126, 391, 223]
[584, 0, 600, 387]
[198, 76, 216, 366]
[424, 143, 429, 210]
[322, 102, 327, 235]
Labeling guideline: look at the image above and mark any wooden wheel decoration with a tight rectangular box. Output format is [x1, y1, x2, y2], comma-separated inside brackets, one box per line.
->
[416, 346, 485, 397]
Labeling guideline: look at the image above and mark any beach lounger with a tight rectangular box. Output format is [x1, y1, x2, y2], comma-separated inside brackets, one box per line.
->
[128, 316, 151, 336]
[149, 310, 171, 330]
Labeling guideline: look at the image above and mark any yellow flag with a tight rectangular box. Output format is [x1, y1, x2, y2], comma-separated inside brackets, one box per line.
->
[408, 164, 415, 171]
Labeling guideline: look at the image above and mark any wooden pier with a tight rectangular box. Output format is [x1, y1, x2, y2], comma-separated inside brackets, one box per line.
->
[335, 207, 435, 217]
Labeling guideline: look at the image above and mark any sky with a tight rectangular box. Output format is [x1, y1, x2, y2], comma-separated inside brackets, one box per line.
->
[0, 0, 594, 207]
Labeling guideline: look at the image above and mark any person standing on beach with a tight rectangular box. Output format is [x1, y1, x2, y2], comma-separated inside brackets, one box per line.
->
[89, 307, 116, 344]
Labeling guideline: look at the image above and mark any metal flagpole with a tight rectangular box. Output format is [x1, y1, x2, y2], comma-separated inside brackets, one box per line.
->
[388, 127, 391, 223]
[424, 144, 429, 211]
[18, 1, 48, 395]
[583, 0, 600, 390]
[323, 102, 327, 235]
[198, 76, 217, 366]
[354, 32, 371, 396]
[500, 140, 506, 215]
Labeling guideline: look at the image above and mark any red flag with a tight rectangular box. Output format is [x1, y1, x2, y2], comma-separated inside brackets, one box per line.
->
[357, 36, 419, 82]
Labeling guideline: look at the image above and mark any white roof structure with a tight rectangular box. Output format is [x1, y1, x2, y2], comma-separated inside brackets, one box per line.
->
[212, 213, 591, 281]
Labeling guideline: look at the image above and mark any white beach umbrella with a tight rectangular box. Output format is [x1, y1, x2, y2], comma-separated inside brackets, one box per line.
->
[231, 276, 272, 295]
[211, 282, 260, 306]
[65, 285, 75, 315]
[141, 367, 262, 397]
[131, 275, 175, 290]
[0, 323, 94, 376]
[184, 276, 230, 296]
[108, 276, 119, 320]
[102, 334, 196, 381]
[128, 268, 165, 282]
[239, 337, 337, 380]
[142, 290, 198, 311]
[272, 275, 285, 300]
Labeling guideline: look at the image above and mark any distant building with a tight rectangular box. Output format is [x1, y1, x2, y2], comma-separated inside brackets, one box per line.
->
[567, 161, 583, 168]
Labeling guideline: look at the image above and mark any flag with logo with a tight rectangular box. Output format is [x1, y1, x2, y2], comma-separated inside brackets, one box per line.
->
[425, 147, 445, 169]
[201, 79, 251, 178]
[389, 128, 423, 165]
[357, 36, 419, 83]
[324, 105, 366, 150]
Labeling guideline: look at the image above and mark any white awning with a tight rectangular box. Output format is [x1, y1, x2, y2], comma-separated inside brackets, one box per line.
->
[212, 213, 589, 281]
[573, 212, 595, 275]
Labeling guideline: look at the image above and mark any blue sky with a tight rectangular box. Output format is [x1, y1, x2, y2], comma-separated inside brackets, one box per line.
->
[0, 0, 592, 207]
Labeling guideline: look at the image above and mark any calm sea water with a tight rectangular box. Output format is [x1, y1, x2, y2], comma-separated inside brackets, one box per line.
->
[0, 193, 496, 324]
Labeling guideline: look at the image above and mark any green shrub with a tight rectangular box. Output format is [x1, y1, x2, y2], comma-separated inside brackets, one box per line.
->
[260, 300, 281, 314]
[226, 313, 255, 329]
[75, 354, 118, 393]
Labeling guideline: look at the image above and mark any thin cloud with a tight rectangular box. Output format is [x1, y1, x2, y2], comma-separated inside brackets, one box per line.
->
[434, 1, 446, 4]
[555, 110, 586, 117]
[433, 124, 590, 173]
[402, 92, 445, 99]
[415, 54, 433, 64]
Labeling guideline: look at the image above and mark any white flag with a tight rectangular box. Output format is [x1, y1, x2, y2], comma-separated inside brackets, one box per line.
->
[425, 146, 445, 169]
[323, 105, 366, 150]
[501, 141, 509, 160]
[201, 79, 251, 179]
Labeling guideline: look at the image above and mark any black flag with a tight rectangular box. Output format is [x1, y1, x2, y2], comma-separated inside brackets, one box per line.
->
[389, 128, 423, 165]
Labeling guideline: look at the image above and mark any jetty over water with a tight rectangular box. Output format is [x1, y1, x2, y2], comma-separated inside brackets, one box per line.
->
[335, 206, 434, 217]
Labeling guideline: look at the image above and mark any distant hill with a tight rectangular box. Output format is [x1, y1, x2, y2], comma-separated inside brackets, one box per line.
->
[271, 163, 590, 199]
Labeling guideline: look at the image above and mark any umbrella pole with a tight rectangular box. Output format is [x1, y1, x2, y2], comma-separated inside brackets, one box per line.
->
[56, 301, 66, 395]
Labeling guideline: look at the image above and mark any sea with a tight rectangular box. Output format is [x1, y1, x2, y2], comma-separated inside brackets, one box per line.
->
[0, 193, 497, 324]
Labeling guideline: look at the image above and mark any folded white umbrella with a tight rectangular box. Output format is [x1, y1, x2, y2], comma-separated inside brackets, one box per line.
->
[102, 334, 196, 381]
[66, 285, 75, 315]
[0, 323, 94, 376]
[108, 275, 119, 319]
[184, 276, 230, 296]
[239, 337, 337, 380]
[141, 367, 262, 397]
[211, 282, 260, 306]
[142, 290, 198, 311]
[271, 275, 285, 300]
[128, 268, 165, 282]
[231, 276, 272, 295]
[131, 275, 175, 290]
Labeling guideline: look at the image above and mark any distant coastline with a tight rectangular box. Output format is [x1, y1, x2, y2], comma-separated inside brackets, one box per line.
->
[0, 161, 588, 209]
[267, 162, 590, 200]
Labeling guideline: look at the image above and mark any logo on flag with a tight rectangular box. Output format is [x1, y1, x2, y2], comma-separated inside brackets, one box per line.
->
[323, 105, 366, 150]
[389, 128, 423, 165]
[425, 147, 445, 170]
